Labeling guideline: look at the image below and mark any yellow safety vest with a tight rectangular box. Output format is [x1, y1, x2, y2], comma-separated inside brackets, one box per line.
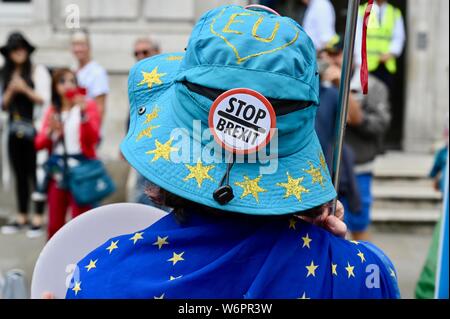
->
[359, 3, 402, 74]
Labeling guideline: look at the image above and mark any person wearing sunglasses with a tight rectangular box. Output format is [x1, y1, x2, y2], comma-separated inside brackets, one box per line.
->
[133, 37, 160, 61]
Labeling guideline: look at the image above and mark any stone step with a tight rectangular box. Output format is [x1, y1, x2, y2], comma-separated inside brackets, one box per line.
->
[373, 176, 432, 186]
[372, 198, 441, 211]
[372, 184, 442, 201]
[372, 208, 441, 223]
[373, 151, 434, 179]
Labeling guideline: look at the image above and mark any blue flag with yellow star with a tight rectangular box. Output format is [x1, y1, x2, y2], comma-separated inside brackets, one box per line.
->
[66, 210, 400, 299]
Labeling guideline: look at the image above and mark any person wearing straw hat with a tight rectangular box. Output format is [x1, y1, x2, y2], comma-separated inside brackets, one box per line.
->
[64, 5, 400, 299]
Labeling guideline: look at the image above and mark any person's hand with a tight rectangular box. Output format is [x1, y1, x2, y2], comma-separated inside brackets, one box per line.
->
[48, 114, 63, 138]
[42, 291, 55, 299]
[6, 75, 20, 94]
[298, 201, 347, 238]
[380, 53, 394, 64]
[322, 64, 341, 87]
[433, 175, 441, 192]
[10, 74, 30, 95]
[73, 92, 87, 112]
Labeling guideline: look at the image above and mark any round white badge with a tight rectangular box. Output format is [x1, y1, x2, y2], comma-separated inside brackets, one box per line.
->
[208, 88, 276, 154]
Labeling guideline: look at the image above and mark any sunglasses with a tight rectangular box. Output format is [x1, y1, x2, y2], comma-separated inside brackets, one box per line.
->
[134, 50, 150, 57]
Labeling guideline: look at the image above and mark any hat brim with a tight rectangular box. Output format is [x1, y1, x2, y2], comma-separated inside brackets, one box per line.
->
[121, 53, 337, 215]
[0, 43, 35, 57]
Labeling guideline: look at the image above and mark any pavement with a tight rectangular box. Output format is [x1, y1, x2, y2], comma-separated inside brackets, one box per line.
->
[0, 221, 435, 299]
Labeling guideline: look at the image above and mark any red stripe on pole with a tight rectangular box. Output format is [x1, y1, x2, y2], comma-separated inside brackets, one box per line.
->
[360, 0, 374, 95]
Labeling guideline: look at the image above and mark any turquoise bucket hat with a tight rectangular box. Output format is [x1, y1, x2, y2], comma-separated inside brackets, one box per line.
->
[121, 4, 337, 215]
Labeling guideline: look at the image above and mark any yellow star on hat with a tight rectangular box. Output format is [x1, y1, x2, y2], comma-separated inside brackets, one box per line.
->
[136, 125, 160, 141]
[319, 152, 327, 172]
[183, 160, 214, 188]
[277, 172, 309, 202]
[235, 175, 267, 203]
[143, 106, 160, 124]
[304, 162, 325, 187]
[146, 137, 179, 162]
[166, 55, 183, 61]
[138, 67, 167, 89]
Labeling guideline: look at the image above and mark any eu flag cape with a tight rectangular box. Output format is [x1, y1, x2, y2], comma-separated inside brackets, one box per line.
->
[66, 210, 400, 299]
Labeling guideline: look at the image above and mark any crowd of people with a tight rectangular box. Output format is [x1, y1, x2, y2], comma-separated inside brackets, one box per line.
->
[0, 26, 170, 240]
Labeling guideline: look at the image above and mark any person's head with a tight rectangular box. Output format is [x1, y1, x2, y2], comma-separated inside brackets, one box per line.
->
[320, 34, 344, 68]
[301, 0, 311, 6]
[71, 29, 91, 64]
[51, 68, 78, 110]
[134, 37, 161, 61]
[376, 0, 387, 5]
[0, 32, 35, 88]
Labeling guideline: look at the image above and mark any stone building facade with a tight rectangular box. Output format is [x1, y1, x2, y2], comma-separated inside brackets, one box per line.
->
[0, 0, 448, 158]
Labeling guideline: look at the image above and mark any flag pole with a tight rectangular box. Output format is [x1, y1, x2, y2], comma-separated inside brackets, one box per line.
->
[331, 0, 361, 215]
[435, 152, 449, 299]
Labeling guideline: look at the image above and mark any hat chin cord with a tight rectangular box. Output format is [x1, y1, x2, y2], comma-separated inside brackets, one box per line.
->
[213, 153, 235, 205]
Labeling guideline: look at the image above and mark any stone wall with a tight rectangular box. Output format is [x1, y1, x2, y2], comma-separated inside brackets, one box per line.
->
[1, 0, 448, 155]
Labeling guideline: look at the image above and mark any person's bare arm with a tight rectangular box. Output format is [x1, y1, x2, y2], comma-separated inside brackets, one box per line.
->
[94, 94, 107, 121]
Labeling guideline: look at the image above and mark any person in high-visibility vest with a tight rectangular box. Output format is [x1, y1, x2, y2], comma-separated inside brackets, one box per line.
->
[355, 0, 405, 87]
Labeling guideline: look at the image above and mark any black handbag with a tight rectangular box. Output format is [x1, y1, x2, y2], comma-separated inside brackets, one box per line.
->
[9, 119, 36, 140]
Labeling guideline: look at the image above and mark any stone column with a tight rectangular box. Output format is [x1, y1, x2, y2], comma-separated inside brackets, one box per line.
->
[403, 0, 449, 153]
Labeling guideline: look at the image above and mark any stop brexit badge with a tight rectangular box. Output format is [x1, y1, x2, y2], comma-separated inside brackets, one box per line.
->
[208, 88, 276, 154]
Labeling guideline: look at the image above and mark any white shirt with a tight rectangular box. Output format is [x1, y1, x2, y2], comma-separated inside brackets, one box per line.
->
[354, 2, 406, 65]
[302, 0, 337, 51]
[76, 60, 109, 99]
[53, 105, 82, 156]
[33, 64, 52, 127]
